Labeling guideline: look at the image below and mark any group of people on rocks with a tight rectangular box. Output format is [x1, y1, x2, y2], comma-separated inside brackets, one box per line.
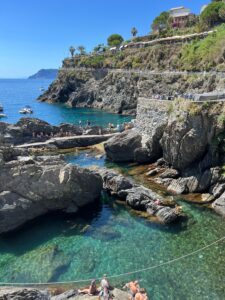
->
[79, 120, 91, 128]
[78, 275, 148, 300]
[123, 280, 148, 300]
[108, 121, 134, 133]
[31, 119, 135, 140]
[152, 93, 195, 101]
[32, 130, 71, 139]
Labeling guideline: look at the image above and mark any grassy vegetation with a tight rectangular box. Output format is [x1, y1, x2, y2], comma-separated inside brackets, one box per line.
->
[62, 24, 225, 72]
[166, 98, 225, 120]
[167, 98, 202, 117]
[180, 24, 225, 71]
[62, 43, 183, 70]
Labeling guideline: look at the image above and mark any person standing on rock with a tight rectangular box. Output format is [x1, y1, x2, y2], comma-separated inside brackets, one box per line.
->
[100, 274, 110, 289]
[99, 274, 113, 300]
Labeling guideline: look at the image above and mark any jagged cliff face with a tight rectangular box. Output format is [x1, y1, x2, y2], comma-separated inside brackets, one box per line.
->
[39, 69, 138, 115]
[161, 112, 218, 171]
[104, 99, 225, 216]
[39, 68, 225, 115]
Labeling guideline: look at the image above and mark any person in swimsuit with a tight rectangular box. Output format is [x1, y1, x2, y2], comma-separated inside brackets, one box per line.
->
[78, 279, 98, 295]
[135, 288, 149, 300]
[123, 280, 140, 300]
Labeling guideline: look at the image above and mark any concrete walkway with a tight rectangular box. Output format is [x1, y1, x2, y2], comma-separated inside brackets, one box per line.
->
[15, 133, 117, 149]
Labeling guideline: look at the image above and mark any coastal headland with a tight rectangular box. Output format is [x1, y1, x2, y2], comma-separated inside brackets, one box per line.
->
[1, 2, 225, 297]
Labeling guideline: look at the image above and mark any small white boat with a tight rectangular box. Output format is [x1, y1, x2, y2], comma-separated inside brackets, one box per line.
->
[0, 113, 6, 118]
[39, 87, 45, 92]
[19, 105, 33, 114]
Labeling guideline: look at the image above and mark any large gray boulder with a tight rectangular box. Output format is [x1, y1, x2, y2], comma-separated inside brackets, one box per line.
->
[99, 167, 133, 196]
[0, 289, 50, 300]
[16, 118, 58, 135]
[161, 113, 218, 171]
[104, 130, 142, 162]
[165, 167, 223, 194]
[0, 155, 102, 234]
[59, 123, 83, 135]
[212, 192, 225, 217]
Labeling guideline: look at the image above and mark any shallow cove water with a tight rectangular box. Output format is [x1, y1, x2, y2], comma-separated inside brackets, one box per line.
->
[0, 80, 224, 299]
[0, 151, 224, 300]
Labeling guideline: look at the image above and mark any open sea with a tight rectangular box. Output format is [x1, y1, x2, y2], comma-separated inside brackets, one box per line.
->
[0, 79, 224, 299]
[0, 79, 131, 126]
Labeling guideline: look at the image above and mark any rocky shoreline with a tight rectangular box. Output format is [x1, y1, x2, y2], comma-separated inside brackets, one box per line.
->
[98, 168, 180, 224]
[0, 115, 182, 234]
[1, 99, 225, 234]
[0, 287, 130, 300]
[0, 117, 111, 146]
[38, 68, 225, 115]
[103, 99, 225, 218]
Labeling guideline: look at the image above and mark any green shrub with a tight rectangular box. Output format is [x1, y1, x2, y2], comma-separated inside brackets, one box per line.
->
[151, 11, 170, 31]
[80, 55, 105, 68]
[200, 1, 225, 27]
[217, 114, 225, 126]
[188, 102, 202, 116]
[107, 34, 124, 47]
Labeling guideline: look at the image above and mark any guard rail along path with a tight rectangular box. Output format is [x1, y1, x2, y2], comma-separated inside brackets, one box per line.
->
[60, 68, 225, 79]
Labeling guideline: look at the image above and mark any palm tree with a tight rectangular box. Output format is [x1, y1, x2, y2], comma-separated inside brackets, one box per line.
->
[131, 27, 138, 38]
[69, 46, 76, 57]
[77, 46, 86, 55]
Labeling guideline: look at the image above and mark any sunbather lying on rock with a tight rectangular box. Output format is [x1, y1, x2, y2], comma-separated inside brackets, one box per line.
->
[78, 279, 98, 295]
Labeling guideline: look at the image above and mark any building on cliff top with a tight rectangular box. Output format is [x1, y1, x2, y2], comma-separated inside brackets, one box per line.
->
[169, 6, 191, 28]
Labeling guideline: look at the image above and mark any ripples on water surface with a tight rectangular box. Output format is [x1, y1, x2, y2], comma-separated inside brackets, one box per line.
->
[0, 80, 224, 299]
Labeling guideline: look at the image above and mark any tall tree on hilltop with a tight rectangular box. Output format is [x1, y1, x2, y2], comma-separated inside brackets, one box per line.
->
[151, 11, 170, 33]
[78, 46, 86, 55]
[131, 27, 138, 38]
[107, 34, 124, 47]
[69, 46, 76, 58]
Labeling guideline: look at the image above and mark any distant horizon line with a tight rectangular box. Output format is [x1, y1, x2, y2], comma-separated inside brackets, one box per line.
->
[0, 76, 54, 80]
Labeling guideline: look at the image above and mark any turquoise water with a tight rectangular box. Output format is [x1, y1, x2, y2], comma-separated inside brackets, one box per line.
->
[0, 79, 131, 126]
[0, 150, 224, 299]
[0, 80, 224, 299]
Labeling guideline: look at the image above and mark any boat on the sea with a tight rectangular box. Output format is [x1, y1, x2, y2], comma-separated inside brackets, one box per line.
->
[39, 87, 45, 92]
[0, 113, 7, 118]
[0, 104, 3, 112]
[19, 105, 33, 114]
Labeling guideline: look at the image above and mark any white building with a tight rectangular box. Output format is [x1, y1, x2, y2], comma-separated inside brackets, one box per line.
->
[169, 6, 191, 28]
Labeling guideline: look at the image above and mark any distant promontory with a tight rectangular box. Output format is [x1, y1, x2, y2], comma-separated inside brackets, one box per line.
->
[28, 69, 58, 79]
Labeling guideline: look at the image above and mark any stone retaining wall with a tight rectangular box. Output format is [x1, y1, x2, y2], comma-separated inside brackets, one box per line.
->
[136, 98, 170, 136]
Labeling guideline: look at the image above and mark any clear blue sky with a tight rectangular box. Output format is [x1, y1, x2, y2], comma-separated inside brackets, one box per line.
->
[0, 0, 210, 78]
